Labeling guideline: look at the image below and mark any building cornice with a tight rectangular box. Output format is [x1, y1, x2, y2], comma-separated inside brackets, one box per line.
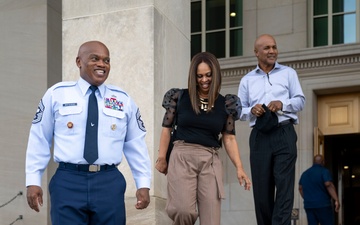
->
[220, 43, 360, 85]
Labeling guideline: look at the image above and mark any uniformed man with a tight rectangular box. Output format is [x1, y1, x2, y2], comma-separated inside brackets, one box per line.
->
[25, 41, 151, 225]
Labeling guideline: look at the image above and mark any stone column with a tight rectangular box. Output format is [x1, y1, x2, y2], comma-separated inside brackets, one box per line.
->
[0, 0, 49, 225]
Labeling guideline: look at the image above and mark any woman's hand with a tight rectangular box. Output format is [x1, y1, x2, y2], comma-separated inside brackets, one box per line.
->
[155, 157, 168, 175]
[222, 133, 252, 191]
[236, 168, 252, 191]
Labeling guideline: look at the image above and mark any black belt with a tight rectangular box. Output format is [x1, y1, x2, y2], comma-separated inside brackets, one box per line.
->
[278, 119, 294, 127]
[59, 162, 117, 172]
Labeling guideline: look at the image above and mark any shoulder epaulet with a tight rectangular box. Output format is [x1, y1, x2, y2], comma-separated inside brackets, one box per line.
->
[51, 81, 77, 90]
[106, 84, 129, 97]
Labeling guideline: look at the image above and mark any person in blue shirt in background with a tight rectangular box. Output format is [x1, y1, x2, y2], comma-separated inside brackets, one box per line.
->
[25, 41, 151, 225]
[299, 154, 340, 225]
[238, 34, 305, 225]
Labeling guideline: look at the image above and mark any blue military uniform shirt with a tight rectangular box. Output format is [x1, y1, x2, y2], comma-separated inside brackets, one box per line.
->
[25, 77, 151, 189]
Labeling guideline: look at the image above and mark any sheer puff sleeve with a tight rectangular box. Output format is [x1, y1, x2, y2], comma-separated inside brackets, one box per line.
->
[223, 94, 242, 134]
[161, 88, 182, 128]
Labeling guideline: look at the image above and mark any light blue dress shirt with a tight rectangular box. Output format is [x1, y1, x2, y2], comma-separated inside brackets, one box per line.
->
[26, 78, 151, 189]
[238, 62, 305, 127]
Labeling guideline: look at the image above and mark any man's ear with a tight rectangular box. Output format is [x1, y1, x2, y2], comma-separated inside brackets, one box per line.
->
[76, 57, 81, 68]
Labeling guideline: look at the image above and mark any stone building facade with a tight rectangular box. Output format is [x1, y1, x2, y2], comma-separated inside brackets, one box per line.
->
[0, 0, 359, 225]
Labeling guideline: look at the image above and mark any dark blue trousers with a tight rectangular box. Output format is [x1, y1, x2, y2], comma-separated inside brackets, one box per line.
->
[250, 123, 297, 225]
[49, 166, 126, 225]
[305, 206, 335, 225]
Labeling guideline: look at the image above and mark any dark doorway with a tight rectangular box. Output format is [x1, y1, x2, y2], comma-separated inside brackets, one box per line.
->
[325, 134, 360, 225]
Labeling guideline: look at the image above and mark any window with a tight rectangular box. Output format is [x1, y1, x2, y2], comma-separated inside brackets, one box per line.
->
[313, 0, 358, 47]
[191, 0, 243, 59]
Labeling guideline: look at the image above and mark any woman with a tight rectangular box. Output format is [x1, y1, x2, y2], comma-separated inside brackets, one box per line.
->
[155, 52, 251, 225]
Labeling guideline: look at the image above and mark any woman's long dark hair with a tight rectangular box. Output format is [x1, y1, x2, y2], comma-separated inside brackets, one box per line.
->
[188, 52, 222, 114]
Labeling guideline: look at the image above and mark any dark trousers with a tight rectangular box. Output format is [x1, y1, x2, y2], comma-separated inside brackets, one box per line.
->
[49, 166, 127, 225]
[250, 123, 297, 225]
[305, 206, 335, 225]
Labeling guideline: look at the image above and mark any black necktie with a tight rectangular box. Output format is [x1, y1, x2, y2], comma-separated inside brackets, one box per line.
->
[84, 85, 99, 164]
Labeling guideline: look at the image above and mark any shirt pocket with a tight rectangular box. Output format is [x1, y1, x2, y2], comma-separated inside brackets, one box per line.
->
[56, 105, 83, 135]
[102, 108, 126, 138]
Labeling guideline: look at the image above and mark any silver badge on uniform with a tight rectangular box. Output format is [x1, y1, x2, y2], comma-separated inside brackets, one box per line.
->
[136, 108, 146, 132]
[32, 99, 45, 124]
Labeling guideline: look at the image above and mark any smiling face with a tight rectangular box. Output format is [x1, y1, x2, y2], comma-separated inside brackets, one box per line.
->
[76, 41, 110, 86]
[196, 62, 212, 97]
[254, 34, 278, 72]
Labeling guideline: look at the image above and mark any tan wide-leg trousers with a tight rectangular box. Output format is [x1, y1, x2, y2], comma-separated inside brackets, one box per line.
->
[166, 141, 224, 225]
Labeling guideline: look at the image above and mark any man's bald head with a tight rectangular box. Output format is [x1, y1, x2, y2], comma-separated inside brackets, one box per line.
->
[313, 154, 325, 165]
[77, 41, 109, 58]
[254, 34, 276, 51]
[253, 34, 278, 73]
[76, 41, 110, 86]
